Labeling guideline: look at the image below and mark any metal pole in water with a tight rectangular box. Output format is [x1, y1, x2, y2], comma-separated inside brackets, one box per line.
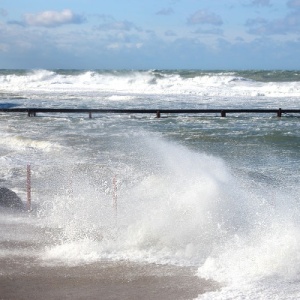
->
[27, 164, 31, 211]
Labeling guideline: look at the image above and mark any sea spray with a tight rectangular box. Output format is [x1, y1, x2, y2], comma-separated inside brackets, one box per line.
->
[197, 173, 300, 298]
[34, 135, 300, 298]
[36, 137, 259, 267]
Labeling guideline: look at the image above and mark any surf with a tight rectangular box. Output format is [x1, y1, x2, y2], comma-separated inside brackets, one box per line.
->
[1, 69, 300, 100]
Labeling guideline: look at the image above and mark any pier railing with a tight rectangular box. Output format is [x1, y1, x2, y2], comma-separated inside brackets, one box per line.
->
[0, 108, 300, 118]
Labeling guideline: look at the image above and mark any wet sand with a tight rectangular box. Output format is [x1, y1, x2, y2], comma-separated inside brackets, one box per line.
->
[0, 212, 218, 299]
[0, 258, 217, 300]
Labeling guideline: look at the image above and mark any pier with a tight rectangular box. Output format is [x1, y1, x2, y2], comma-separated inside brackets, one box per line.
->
[0, 108, 300, 118]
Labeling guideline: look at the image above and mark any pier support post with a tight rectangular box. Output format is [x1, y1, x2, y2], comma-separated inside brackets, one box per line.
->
[89, 112, 92, 119]
[277, 108, 282, 118]
[28, 111, 36, 117]
[221, 110, 226, 117]
[27, 164, 31, 211]
[156, 111, 161, 118]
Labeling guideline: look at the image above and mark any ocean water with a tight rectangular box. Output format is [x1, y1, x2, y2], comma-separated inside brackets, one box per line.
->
[0, 69, 300, 299]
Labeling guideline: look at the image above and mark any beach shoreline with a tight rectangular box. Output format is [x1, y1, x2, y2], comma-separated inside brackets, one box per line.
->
[0, 258, 218, 300]
[0, 211, 219, 299]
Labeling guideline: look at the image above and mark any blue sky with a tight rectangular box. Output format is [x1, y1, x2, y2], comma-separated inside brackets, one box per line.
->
[0, 0, 300, 69]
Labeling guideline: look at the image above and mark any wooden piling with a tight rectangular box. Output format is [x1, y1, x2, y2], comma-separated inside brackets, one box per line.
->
[28, 111, 36, 117]
[27, 164, 31, 211]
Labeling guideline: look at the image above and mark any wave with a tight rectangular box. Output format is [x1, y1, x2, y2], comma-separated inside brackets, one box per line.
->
[1, 69, 299, 99]
[0, 135, 61, 152]
[31, 136, 300, 298]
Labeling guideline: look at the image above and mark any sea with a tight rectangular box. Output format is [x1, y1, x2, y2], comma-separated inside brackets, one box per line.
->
[0, 69, 300, 299]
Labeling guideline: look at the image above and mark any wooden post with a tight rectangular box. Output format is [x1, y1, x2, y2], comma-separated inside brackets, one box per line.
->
[89, 112, 92, 119]
[27, 164, 31, 211]
[28, 111, 36, 117]
[277, 108, 282, 118]
[156, 111, 161, 118]
[221, 110, 226, 117]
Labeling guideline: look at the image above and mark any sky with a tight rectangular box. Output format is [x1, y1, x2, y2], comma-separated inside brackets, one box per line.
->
[0, 0, 300, 69]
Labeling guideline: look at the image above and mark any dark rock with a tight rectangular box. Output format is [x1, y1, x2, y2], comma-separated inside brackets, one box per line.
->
[0, 187, 24, 209]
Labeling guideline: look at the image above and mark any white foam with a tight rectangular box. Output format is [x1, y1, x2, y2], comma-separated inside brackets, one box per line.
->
[1, 70, 300, 102]
[196, 189, 300, 298]
[0, 135, 61, 152]
[106, 95, 138, 101]
[41, 239, 102, 266]
[37, 138, 248, 267]
[30, 135, 300, 299]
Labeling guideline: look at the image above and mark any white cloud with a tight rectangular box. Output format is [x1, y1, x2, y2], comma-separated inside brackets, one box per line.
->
[23, 9, 85, 27]
[193, 28, 224, 35]
[156, 8, 174, 16]
[97, 20, 141, 32]
[107, 42, 143, 50]
[165, 30, 177, 37]
[187, 10, 223, 26]
[246, 10, 300, 35]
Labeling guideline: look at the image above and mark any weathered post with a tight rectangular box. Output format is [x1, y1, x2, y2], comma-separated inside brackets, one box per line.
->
[27, 164, 31, 211]
[28, 110, 36, 117]
[221, 110, 226, 117]
[156, 110, 161, 118]
[277, 108, 282, 118]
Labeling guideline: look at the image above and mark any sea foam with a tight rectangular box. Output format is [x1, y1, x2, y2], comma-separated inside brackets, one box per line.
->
[1, 70, 300, 101]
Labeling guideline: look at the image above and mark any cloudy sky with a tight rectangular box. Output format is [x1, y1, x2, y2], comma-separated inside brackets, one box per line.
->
[0, 0, 299, 69]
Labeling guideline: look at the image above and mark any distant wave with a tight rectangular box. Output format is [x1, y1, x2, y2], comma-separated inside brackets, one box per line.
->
[0, 69, 299, 99]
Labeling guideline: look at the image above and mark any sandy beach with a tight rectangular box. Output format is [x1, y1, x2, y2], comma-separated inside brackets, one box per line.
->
[0, 257, 217, 300]
[0, 211, 218, 299]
